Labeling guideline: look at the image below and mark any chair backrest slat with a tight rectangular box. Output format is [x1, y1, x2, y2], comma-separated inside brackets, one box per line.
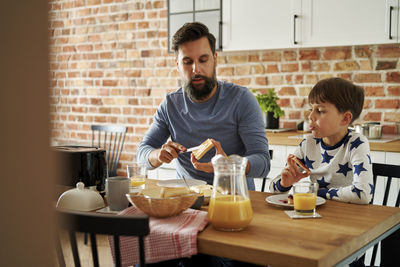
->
[55, 232, 66, 267]
[382, 176, 392, 206]
[371, 174, 378, 201]
[114, 235, 121, 267]
[115, 132, 126, 173]
[69, 231, 81, 267]
[90, 233, 99, 267]
[260, 150, 274, 192]
[91, 125, 127, 177]
[139, 236, 146, 267]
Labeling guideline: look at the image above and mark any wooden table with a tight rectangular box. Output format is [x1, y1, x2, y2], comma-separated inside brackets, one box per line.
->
[197, 190, 400, 267]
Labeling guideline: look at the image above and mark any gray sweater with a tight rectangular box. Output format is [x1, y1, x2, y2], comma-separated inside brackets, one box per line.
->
[137, 81, 270, 190]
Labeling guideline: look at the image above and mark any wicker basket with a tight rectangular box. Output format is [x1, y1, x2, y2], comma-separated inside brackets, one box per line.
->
[126, 192, 199, 217]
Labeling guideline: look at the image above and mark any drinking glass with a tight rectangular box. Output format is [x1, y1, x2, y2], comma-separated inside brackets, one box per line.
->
[293, 182, 318, 216]
[105, 177, 130, 211]
[126, 163, 147, 192]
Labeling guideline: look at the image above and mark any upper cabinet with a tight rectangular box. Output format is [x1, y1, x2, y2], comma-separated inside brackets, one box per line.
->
[222, 0, 399, 52]
[222, 0, 301, 51]
[301, 0, 399, 48]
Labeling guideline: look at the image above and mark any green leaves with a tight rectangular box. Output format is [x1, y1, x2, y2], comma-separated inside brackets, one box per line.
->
[252, 88, 284, 119]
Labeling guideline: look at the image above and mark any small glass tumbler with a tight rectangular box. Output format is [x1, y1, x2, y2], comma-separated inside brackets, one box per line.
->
[126, 163, 147, 192]
[293, 182, 318, 216]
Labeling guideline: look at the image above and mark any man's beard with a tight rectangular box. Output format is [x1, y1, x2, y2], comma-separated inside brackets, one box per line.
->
[183, 72, 217, 101]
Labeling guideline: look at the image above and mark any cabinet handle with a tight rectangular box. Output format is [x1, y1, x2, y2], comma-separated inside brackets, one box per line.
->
[219, 20, 223, 50]
[389, 6, 393, 40]
[294, 14, 298, 45]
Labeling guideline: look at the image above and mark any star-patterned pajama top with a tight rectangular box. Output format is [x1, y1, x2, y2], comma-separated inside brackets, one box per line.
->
[269, 130, 374, 204]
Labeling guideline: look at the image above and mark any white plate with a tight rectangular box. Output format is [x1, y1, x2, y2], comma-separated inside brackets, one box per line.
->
[266, 194, 326, 208]
[157, 178, 206, 188]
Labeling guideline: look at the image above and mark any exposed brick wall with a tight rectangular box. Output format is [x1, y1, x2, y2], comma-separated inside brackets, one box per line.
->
[49, 0, 400, 175]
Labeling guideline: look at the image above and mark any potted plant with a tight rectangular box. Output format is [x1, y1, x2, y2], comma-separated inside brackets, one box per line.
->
[253, 89, 285, 129]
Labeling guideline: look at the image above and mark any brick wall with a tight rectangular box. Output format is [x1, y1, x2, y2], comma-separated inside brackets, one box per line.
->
[49, 0, 400, 175]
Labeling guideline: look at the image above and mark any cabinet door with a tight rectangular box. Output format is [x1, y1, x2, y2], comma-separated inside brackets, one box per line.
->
[222, 0, 300, 51]
[301, 0, 399, 47]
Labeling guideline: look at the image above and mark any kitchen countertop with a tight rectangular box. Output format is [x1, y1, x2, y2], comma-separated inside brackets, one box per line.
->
[266, 130, 400, 152]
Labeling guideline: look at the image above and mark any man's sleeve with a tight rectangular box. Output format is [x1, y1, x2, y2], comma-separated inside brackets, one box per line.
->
[238, 90, 271, 178]
[136, 100, 171, 170]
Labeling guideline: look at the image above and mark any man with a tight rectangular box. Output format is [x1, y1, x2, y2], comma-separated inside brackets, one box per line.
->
[137, 22, 270, 190]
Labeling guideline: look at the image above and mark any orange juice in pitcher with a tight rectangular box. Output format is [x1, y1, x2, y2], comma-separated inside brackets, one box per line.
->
[209, 154, 253, 231]
[208, 195, 253, 230]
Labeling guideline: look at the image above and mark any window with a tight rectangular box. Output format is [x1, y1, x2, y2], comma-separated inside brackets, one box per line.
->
[168, 0, 222, 52]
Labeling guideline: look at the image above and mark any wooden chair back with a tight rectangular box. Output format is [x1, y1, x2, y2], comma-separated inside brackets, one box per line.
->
[56, 209, 149, 267]
[91, 125, 127, 177]
[260, 150, 273, 192]
[366, 162, 400, 266]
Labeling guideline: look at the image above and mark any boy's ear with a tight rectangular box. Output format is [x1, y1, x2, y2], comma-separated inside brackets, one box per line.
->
[341, 111, 353, 125]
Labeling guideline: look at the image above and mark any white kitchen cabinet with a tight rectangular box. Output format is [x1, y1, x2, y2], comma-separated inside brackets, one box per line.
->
[222, 0, 399, 52]
[301, 0, 399, 47]
[371, 151, 386, 164]
[222, 0, 300, 51]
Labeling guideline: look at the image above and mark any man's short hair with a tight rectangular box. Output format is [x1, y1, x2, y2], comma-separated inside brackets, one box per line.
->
[172, 22, 216, 54]
[309, 77, 365, 123]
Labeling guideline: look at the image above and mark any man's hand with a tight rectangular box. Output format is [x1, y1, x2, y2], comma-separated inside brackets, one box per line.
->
[148, 141, 185, 168]
[191, 139, 226, 173]
[280, 154, 309, 187]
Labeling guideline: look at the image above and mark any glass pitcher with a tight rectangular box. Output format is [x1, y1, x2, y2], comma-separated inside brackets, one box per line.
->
[208, 154, 253, 231]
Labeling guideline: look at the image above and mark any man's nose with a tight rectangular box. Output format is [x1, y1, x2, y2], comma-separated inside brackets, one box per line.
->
[192, 62, 200, 74]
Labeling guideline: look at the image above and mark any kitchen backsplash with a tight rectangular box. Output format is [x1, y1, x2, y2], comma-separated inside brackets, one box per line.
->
[48, 0, 399, 174]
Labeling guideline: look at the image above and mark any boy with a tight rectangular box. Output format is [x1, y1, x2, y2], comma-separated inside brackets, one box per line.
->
[270, 77, 373, 204]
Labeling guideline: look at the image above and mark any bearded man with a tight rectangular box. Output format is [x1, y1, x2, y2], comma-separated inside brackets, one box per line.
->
[137, 22, 270, 190]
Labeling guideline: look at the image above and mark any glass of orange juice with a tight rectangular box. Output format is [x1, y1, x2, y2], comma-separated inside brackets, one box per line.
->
[127, 163, 147, 192]
[293, 182, 318, 216]
[208, 154, 253, 231]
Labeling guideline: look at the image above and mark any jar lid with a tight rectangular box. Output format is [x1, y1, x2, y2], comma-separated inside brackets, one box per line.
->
[56, 182, 105, 211]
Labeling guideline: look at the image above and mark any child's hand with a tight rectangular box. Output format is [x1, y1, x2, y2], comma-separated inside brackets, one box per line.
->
[280, 154, 310, 187]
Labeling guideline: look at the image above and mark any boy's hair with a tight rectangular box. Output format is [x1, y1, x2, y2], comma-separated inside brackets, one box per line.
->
[309, 77, 364, 123]
[172, 22, 216, 54]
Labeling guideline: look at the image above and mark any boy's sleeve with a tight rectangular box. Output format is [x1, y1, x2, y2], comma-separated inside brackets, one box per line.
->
[268, 139, 306, 193]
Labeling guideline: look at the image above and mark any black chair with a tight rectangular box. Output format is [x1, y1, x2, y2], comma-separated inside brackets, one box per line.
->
[366, 163, 400, 267]
[260, 150, 273, 192]
[56, 209, 149, 267]
[91, 125, 127, 177]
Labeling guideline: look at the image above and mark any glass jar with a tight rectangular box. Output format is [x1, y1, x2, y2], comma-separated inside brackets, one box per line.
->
[369, 124, 382, 139]
[208, 154, 253, 231]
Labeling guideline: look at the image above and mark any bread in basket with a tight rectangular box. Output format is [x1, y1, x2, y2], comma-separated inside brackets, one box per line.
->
[126, 186, 199, 217]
